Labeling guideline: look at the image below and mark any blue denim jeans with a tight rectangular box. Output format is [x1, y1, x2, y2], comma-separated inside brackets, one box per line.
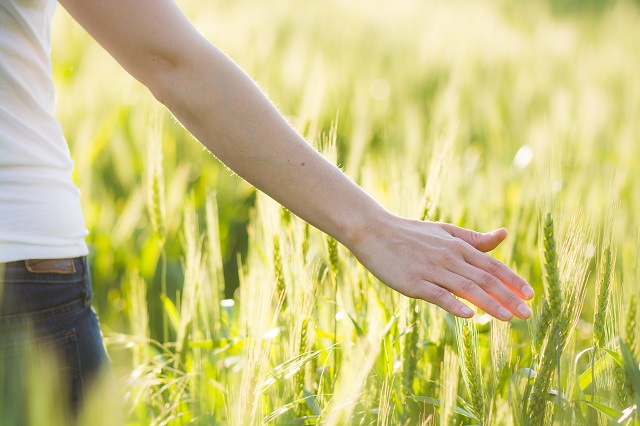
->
[0, 257, 110, 419]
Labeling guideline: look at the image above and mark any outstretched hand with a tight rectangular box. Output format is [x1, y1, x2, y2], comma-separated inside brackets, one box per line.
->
[348, 214, 534, 321]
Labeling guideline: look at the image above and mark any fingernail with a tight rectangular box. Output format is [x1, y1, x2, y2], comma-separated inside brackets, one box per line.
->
[518, 304, 532, 318]
[498, 307, 512, 320]
[461, 306, 474, 317]
[522, 286, 535, 299]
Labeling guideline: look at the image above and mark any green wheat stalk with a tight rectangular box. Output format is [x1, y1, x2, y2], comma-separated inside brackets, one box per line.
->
[295, 317, 308, 417]
[326, 234, 340, 379]
[532, 301, 552, 357]
[273, 234, 287, 311]
[543, 213, 562, 321]
[456, 318, 485, 423]
[145, 115, 167, 245]
[528, 330, 560, 426]
[302, 222, 310, 264]
[440, 346, 460, 426]
[627, 294, 638, 360]
[465, 325, 485, 422]
[145, 115, 168, 343]
[527, 213, 562, 425]
[593, 247, 613, 347]
[205, 194, 225, 331]
[402, 302, 420, 394]
[327, 236, 339, 278]
[622, 294, 638, 406]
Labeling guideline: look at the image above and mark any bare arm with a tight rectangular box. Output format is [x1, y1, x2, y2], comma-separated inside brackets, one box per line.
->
[59, 0, 534, 321]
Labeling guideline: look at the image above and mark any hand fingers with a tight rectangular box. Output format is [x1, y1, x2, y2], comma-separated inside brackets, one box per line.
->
[438, 223, 507, 253]
[454, 263, 533, 320]
[461, 246, 535, 300]
[435, 269, 516, 321]
[413, 281, 475, 318]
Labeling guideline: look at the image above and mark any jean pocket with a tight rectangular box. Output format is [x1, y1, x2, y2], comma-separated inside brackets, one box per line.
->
[0, 327, 84, 418]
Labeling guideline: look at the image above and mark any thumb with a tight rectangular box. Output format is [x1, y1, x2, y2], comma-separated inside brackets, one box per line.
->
[438, 223, 508, 252]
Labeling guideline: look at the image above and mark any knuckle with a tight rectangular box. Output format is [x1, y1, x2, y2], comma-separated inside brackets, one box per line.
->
[502, 275, 516, 288]
[407, 288, 421, 300]
[452, 239, 468, 252]
[426, 286, 449, 303]
[478, 272, 497, 289]
[441, 250, 456, 264]
[444, 297, 459, 313]
[485, 258, 503, 275]
[434, 221, 446, 229]
[459, 278, 476, 294]
[433, 247, 447, 260]
[509, 274, 523, 288]
[469, 231, 481, 244]
[502, 292, 519, 307]
[404, 279, 421, 299]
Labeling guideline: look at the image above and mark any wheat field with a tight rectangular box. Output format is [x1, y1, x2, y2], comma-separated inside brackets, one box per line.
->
[5, 0, 640, 424]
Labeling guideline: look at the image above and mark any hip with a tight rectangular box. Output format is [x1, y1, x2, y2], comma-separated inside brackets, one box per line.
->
[0, 256, 110, 415]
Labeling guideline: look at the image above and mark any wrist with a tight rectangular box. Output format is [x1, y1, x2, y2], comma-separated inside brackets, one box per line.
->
[341, 202, 396, 254]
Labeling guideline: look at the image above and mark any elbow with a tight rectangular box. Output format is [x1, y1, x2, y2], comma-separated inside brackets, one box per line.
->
[143, 42, 205, 114]
[143, 35, 216, 110]
[134, 40, 193, 108]
[144, 58, 179, 108]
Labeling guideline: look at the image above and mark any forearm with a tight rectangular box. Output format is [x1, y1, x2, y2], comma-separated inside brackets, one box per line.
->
[152, 39, 389, 248]
[59, 0, 389, 253]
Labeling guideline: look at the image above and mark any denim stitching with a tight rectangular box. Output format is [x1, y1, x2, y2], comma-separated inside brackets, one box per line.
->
[0, 299, 86, 326]
[0, 327, 77, 355]
[1, 277, 84, 285]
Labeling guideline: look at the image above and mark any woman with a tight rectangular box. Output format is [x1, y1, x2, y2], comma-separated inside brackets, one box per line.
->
[0, 0, 534, 413]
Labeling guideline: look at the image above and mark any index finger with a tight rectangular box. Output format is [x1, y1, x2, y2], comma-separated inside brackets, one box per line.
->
[462, 247, 534, 300]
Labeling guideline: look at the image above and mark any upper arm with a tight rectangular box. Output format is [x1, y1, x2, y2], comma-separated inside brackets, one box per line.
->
[59, 0, 207, 93]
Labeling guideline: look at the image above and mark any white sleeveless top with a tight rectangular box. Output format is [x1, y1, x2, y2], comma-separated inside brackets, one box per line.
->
[0, 0, 89, 262]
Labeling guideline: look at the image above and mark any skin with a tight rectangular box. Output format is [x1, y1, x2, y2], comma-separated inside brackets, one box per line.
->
[59, 0, 534, 321]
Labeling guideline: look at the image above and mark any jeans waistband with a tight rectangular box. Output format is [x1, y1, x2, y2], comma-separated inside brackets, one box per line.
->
[0, 256, 92, 324]
[1, 257, 78, 267]
[1, 257, 88, 285]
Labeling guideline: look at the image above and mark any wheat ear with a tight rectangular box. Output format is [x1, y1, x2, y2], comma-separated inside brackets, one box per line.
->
[593, 247, 613, 347]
